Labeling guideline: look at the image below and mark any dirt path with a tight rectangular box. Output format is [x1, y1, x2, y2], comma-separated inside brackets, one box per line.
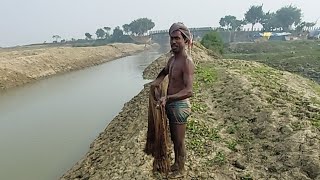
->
[0, 43, 148, 91]
[60, 43, 320, 180]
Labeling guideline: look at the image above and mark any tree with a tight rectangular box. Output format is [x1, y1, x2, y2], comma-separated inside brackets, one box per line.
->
[261, 12, 280, 31]
[219, 17, 228, 29]
[96, 28, 106, 39]
[122, 24, 130, 35]
[245, 5, 264, 31]
[85, 33, 92, 40]
[231, 19, 244, 31]
[275, 5, 301, 31]
[296, 21, 316, 32]
[103, 27, 111, 33]
[111, 26, 124, 41]
[219, 15, 236, 30]
[305, 22, 316, 29]
[219, 15, 244, 31]
[103, 27, 111, 38]
[52, 35, 61, 43]
[219, 15, 244, 42]
[128, 18, 155, 35]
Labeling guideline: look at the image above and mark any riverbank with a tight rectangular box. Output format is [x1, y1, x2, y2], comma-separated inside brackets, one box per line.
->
[0, 43, 150, 91]
[61, 42, 320, 180]
[224, 40, 320, 84]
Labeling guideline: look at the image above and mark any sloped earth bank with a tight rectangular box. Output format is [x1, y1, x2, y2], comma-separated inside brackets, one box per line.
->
[224, 41, 320, 84]
[0, 43, 149, 91]
[61, 43, 320, 180]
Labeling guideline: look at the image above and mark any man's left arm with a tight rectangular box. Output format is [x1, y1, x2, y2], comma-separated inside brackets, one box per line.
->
[167, 59, 195, 102]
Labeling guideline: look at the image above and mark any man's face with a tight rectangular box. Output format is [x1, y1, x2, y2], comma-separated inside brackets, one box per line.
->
[170, 31, 186, 53]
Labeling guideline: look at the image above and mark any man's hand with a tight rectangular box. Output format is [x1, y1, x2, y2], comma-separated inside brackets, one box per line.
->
[159, 96, 167, 107]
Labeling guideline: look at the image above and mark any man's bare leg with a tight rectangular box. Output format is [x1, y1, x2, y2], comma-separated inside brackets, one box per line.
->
[170, 123, 186, 173]
[170, 123, 179, 171]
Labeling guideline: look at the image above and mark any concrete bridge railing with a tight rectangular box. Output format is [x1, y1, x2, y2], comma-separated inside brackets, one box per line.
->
[149, 26, 320, 45]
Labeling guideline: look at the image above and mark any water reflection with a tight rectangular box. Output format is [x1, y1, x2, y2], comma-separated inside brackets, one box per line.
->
[0, 48, 163, 180]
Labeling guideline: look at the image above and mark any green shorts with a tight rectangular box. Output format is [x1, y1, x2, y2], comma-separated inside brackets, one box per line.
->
[165, 99, 191, 124]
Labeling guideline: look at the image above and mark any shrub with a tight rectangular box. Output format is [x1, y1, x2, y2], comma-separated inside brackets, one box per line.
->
[201, 31, 224, 54]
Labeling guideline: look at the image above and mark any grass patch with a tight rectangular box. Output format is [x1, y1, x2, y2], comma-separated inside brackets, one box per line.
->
[226, 124, 240, 134]
[187, 119, 221, 155]
[313, 84, 320, 95]
[311, 118, 320, 129]
[224, 41, 320, 84]
[291, 121, 305, 131]
[213, 151, 226, 165]
[226, 140, 238, 152]
[195, 65, 218, 84]
[244, 66, 282, 85]
[191, 101, 209, 113]
[310, 82, 320, 105]
[240, 174, 253, 180]
[226, 40, 320, 54]
[191, 64, 218, 113]
[187, 119, 221, 141]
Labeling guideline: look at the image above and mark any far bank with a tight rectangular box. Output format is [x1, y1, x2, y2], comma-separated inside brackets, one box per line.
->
[0, 43, 154, 91]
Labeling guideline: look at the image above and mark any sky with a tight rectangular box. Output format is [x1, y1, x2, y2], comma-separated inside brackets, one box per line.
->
[0, 0, 319, 47]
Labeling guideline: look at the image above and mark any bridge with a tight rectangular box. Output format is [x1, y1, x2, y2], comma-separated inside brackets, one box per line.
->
[149, 27, 215, 45]
[130, 26, 320, 45]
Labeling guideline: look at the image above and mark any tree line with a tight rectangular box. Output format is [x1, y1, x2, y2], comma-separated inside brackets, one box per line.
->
[219, 5, 317, 32]
[84, 18, 155, 42]
[51, 17, 155, 44]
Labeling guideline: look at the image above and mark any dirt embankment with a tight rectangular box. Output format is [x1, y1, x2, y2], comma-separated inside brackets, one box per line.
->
[61, 43, 320, 180]
[0, 43, 148, 90]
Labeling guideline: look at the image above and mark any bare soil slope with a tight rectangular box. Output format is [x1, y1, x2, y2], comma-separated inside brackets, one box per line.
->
[61, 43, 320, 180]
[0, 43, 147, 90]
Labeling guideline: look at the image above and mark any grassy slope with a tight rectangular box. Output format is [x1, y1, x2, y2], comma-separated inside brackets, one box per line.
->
[145, 42, 320, 179]
[189, 57, 320, 179]
[224, 41, 320, 84]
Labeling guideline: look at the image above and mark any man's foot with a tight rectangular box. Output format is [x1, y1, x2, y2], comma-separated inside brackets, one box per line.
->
[170, 163, 179, 172]
[168, 169, 186, 179]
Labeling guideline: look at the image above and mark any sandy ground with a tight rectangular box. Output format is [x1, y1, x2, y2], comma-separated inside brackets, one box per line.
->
[0, 43, 148, 90]
[60, 43, 320, 180]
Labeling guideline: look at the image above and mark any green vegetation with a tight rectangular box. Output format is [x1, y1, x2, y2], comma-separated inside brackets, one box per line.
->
[220, 4, 315, 32]
[200, 32, 224, 54]
[156, 43, 320, 179]
[213, 151, 226, 165]
[191, 65, 217, 113]
[311, 119, 320, 128]
[52, 17, 155, 46]
[224, 41, 320, 84]
[79, 18, 155, 46]
[226, 124, 240, 134]
[240, 175, 253, 180]
[244, 5, 264, 31]
[86, 17, 154, 43]
[275, 5, 302, 31]
[187, 118, 221, 155]
[127, 18, 155, 35]
[195, 65, 218, 84]
[187, 64, 221, 156]
[219, 16, 244, 31]
[226, 41, 320, 130]
[226, 140, 238, 151]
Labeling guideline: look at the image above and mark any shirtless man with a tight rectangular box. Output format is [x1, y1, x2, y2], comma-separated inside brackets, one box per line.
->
[151, 22, 195, 174]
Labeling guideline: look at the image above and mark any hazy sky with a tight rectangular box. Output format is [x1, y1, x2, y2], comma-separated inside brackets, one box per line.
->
[1, 0, 319, 47]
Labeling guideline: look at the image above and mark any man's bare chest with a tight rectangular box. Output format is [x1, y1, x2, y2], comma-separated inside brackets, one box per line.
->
[169, 61, 184, 80]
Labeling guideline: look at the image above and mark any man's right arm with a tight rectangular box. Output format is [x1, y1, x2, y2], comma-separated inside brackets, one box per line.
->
[151, 57, 172, 87]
